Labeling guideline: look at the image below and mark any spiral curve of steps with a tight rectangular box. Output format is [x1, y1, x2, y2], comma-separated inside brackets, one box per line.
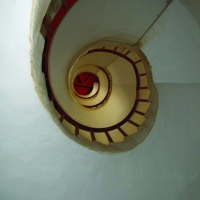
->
[40, 0, 158, 152]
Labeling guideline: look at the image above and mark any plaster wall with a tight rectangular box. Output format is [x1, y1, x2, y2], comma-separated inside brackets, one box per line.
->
[141, 0, 200, 83]
[0, 1, 200, 200]
[179, 0, 200, 27]
[1, 80, 200, 200]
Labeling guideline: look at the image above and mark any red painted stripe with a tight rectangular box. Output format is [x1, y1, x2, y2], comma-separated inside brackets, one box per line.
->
[138, 99, 148, 102]
[76, 75, 82, 84]
[60, 113, 66, 122]
[73, 84, 93, 89]
[138, 73, 146, 76]
[139, 87, 148, 89]
[134, 60, 142, 64]
[136, 91, 139, 99]
[50, 96, 55, 102]
[62, 0, 68, 9]
[90, 129, 96, 141]
[105, 131, 113, 142]
[43, 15, 52, 34]
[113, 47, 118, 52]
[135, 110, 145, 116]
[117, 127, 128, 137]
[84, 73, 92, 83]
[128, 120, 139, 127]
[124, 51, 130, 56]
[82, 67, 111, 108]
[75, 124, 79, 136]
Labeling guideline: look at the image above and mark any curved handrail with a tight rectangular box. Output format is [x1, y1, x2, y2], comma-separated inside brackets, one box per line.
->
[75, 82, 99, 99]
[82, 66, 112, 108]
[71, 65, 111, 107]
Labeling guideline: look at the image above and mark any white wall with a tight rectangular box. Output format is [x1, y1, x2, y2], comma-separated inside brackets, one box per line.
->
[0, 0, 200, 200]
[179, 0, 200, 27]
[142, 0, 200, 83]
[1, 82, 200, 200]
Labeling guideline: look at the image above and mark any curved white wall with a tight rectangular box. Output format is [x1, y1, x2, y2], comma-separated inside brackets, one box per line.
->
[0, 0, 200, 200]
[141, 0, 200, 83]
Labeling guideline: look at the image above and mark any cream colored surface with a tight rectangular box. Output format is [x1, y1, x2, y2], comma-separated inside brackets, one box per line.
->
[94, 132, 109, 145]
[137, 102, 151, 113]
[139, 89, 151, 99]
[139, 76, 147, 87]
[49, 48, 136, 128]
[130, 113, 146, 125]
[55, 110, 61, 118]
[109, 129, 124, 143]
[124, 51, 146, 75]
[120, 122, 138, 136]
[108, 57, 136, 85]
[68, 52, 117, 79]
[77, 85, 108, 107]
[62, 120, 75, 134]
[72, 65, 100, 79]
[87, 43, 127, 53]
[129, 52, 140, 62]
[79, 130, 92, 141]
[136, 63, 146, 74]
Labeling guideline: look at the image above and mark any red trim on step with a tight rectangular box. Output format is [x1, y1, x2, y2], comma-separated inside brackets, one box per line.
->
[60, 113, 66, 122]
[50, 95, 55, 102]
[84, 73, 93, 83]
[105, 131, 113, 143]
[124, 51, 130, 56]
[134, 60, 142, 64]
[136, 91, 139, 99]
[73, 84, 93, 89]
[138, 99, 148, 102]
[75, 124, 79, 136]
[135, 110, 145, 116]
[128, 120, 139, 127]
[139, 87, 148, 89]
[90, 129, 96, 141]
[117, 127, 128, 137]
[76, 75, 82, 84]
[82, 67, 111, 108]
[43, 15, 52, 34]
[84, 49, 140, 90]
[113, 47, 118, 52]
[138, 73, 146, 76]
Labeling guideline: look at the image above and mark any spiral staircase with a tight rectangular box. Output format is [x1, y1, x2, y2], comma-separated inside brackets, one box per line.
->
[1, 0, 200, 199]
[39, 0, 158, 151]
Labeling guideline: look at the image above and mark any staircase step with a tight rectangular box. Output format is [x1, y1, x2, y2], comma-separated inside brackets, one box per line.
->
[130, 113, 146, 125]
[139, 89, 151, 99]
[94, 132, 109, 145]
[136, 102, 151, 113]
[120, 122, 138, 136]
[108, 129, 124, 143]
[79, 130, 92, 141]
